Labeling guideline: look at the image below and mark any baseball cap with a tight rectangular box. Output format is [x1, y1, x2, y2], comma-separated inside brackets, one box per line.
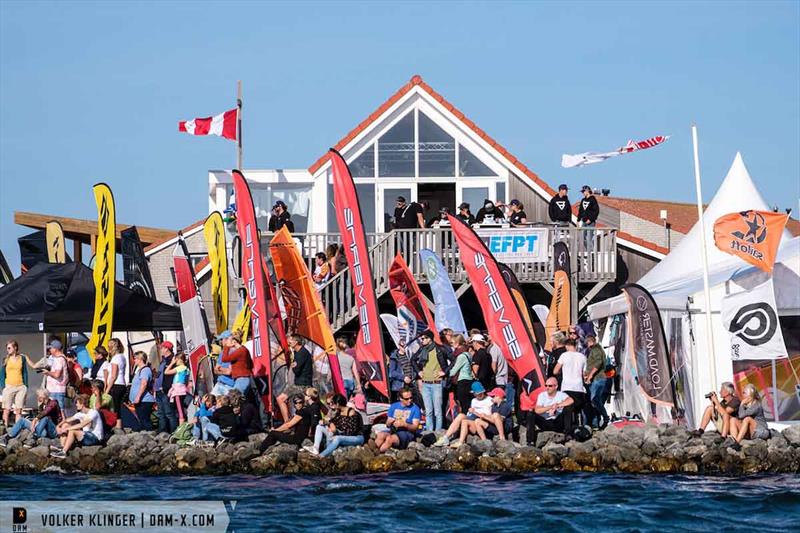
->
[581, 185, 592, 192]
[161, 340, 174, 351]
[48, 339, 62, 350]
[458, 202, 470, 210]
[273, 200, 287, 209]
[65, 349, 78, 358]
[509, 199, 521, 206]
[558, 183, 569, 191]
[470, 333, 486, 343]
[396, 196, 406, 203]
[471, 382, 486, 395]
[488, 387, 506, 399]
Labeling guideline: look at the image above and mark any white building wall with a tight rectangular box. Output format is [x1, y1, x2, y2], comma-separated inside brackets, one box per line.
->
[620, 212, 685, 251]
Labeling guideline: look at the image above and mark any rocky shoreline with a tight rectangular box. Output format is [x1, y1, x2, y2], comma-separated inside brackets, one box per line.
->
[2, 424, 799, 476]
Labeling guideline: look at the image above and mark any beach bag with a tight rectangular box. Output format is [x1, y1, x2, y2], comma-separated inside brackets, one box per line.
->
[171, 422, 195, 446]
[99, 408, 118, 434]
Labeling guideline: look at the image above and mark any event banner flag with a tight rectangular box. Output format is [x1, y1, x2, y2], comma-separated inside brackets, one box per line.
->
[622, 283, 675, 407]
[419, 249, 467, 335]
[232, 169, 274, 412]
[447, 214, 545, 398]
[498, 263, 539, 346]
[86, 183, 116, 357]
[121, 226, 156, 299]
[389, 254, 438, 341]
[178, 108, 238, 141]
[474, 228, 549, 264]
[0, 250, 12, 285]
[713, 210, 788, 273]
[721, 278, 788, 361]
[330, 149, 389, 399]
[173, 239, 215, 395]
[269, 226, 345, 395]
[260, 255, 289, 363]
[545, 241, 571, 351]
[45, 220, 66, 264]
[203, 212, 230, 335]
[18, 230, 48, 273]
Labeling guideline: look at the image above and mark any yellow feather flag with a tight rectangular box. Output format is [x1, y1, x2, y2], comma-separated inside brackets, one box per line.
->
[45, 220, 66, 263]
[85, 183, 116, 358]
[231, 301, 251, 341]
[203, 212, 229, 335]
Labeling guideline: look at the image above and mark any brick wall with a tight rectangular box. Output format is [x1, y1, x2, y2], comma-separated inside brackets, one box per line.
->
[619, 212, 685, 251]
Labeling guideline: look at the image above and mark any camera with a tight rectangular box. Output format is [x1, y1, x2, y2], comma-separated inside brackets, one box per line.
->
[705, 392, 715, 399]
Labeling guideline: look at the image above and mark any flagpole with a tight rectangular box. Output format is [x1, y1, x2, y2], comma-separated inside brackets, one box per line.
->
[691, 124, 717, 391]
[237, 80, 243, 170]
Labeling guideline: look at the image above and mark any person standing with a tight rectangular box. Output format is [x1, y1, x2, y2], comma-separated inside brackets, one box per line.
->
[153, 341, 177, 433]
[548, 184, 572, 224]
[583, 335, 608, 429]
[455, 202, 476, 225]
[553, 338, 587, 424]
[393, 196, 424, 229]
[2, 340, 35, 427]
[312, 252, 331, 289]
[447, 336, 474, 414]
[105, 338, 129, 429]
[267, 200, 295, 233]
[276, 334, 313, 422]
[125, 351, 155, 432]
[577, 185, 599, 251]
[43, 339, 69, 412]
[469, 334, 495, 392]
[411, 330, 453, 432]
[335, 336, 361, 398]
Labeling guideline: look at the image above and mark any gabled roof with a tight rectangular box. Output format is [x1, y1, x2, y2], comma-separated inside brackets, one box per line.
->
[143, 220, 204, 255]
[307, 75, 556, 197]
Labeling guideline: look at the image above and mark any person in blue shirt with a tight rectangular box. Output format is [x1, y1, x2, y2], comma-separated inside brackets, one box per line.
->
[122, 351, 155, 431]
[375, 387, 421, 452]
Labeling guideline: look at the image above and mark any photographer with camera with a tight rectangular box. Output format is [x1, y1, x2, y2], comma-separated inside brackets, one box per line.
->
[693, 382, 740, 439]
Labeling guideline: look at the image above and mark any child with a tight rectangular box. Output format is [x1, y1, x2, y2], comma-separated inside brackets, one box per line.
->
[165, 353, 190, 424]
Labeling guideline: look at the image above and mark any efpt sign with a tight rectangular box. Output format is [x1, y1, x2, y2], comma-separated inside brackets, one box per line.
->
[476, 228, 549, 263]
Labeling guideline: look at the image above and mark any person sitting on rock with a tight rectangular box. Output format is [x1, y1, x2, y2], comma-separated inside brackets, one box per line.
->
[304, 393, 364, 458]
[50, 394, 103, 459]
[229, 388, 262, 440]
[433, 381, 494, 448]
[375, 387, 421, 453]
[527, 377, 574, 445]
[190, 393, 216, 443]
[201, 394, 238, 444]
[259, 393, 317, 452]
[731, 384, 770, 447]
[482, 387, 512, 441]
[694, 382, 740, 438]
[0, 388, 62, 448]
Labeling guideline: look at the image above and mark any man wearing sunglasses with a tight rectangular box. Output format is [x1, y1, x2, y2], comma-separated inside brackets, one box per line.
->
[526, 377, 575, 445]
[375, 388, 421, 452]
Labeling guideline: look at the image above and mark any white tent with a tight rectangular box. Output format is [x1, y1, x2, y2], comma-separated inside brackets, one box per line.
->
[588, 153, 800, 426]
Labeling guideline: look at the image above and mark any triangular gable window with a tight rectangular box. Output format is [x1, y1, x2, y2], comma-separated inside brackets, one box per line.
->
[378, 113, 415, 177]
[419, 112, 454, 177]
[349, 145, 375, 177]
[458, 144, 496, 177]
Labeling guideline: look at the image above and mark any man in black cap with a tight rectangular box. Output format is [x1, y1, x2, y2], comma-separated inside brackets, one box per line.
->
[456, 202, 475, 225]
[427, 207, 450, 228]
[548, 184, 571, 224]
[475, 199, 504, 224]
[577, 185, 599, 251]
[268, 200, 294, 233]
[393, 196, 424, 230]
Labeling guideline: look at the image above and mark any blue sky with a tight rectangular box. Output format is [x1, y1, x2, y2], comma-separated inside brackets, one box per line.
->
[1, 1, 798, 273]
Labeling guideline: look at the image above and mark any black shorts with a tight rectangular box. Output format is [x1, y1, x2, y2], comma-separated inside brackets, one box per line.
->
[109, 384, 127, 415]
[395, 429, 417, 450]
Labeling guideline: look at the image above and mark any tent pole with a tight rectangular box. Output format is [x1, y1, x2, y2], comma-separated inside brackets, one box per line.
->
[691, 124, 718, 391]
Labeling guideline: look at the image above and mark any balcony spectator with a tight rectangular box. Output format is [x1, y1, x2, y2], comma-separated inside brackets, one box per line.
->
[549, 184, 571, 224]
[508, 199, 528, 227]
[268, 200, 294, 233]
[456, 203, 476, 225]
[577, 185, 599, 251]
[312, 252, 331, 288]
[475, 199, 504, 224]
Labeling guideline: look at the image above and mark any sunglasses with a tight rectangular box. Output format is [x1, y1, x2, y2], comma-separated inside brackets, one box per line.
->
[400, 396, 413, 401]
[545, 384, 558, 388]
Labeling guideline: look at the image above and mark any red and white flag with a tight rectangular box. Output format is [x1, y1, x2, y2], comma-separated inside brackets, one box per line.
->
[178, 108, 237, 141]
[561, 135, 669, 168]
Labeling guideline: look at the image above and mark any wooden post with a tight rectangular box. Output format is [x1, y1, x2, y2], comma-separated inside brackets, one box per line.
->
[73, 239, 82, 263]
[90, 234, 97, 256]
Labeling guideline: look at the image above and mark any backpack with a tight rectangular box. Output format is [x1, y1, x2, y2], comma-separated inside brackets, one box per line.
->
[99, 408, 118, 437]
[170, 421, 195, 446]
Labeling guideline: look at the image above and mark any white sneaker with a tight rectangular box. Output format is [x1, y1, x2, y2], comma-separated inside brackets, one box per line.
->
[433, 436, 449, 447]
[449, 440, 463, 449]
[302, 445, 319, 455]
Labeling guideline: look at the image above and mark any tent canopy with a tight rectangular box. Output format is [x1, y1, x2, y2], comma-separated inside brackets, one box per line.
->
[0, 261, 183, 334]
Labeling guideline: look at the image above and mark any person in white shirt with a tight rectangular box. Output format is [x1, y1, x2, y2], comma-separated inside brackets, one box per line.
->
[105, 338, 129, 429]
[434, 381, 493, 448]
[553, 338, 587, 420]
[527, 377, 575, 443]
[51, 394, 103, 458]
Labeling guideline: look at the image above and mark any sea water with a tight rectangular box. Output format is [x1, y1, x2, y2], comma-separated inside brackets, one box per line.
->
[1, 471, 798, 532]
